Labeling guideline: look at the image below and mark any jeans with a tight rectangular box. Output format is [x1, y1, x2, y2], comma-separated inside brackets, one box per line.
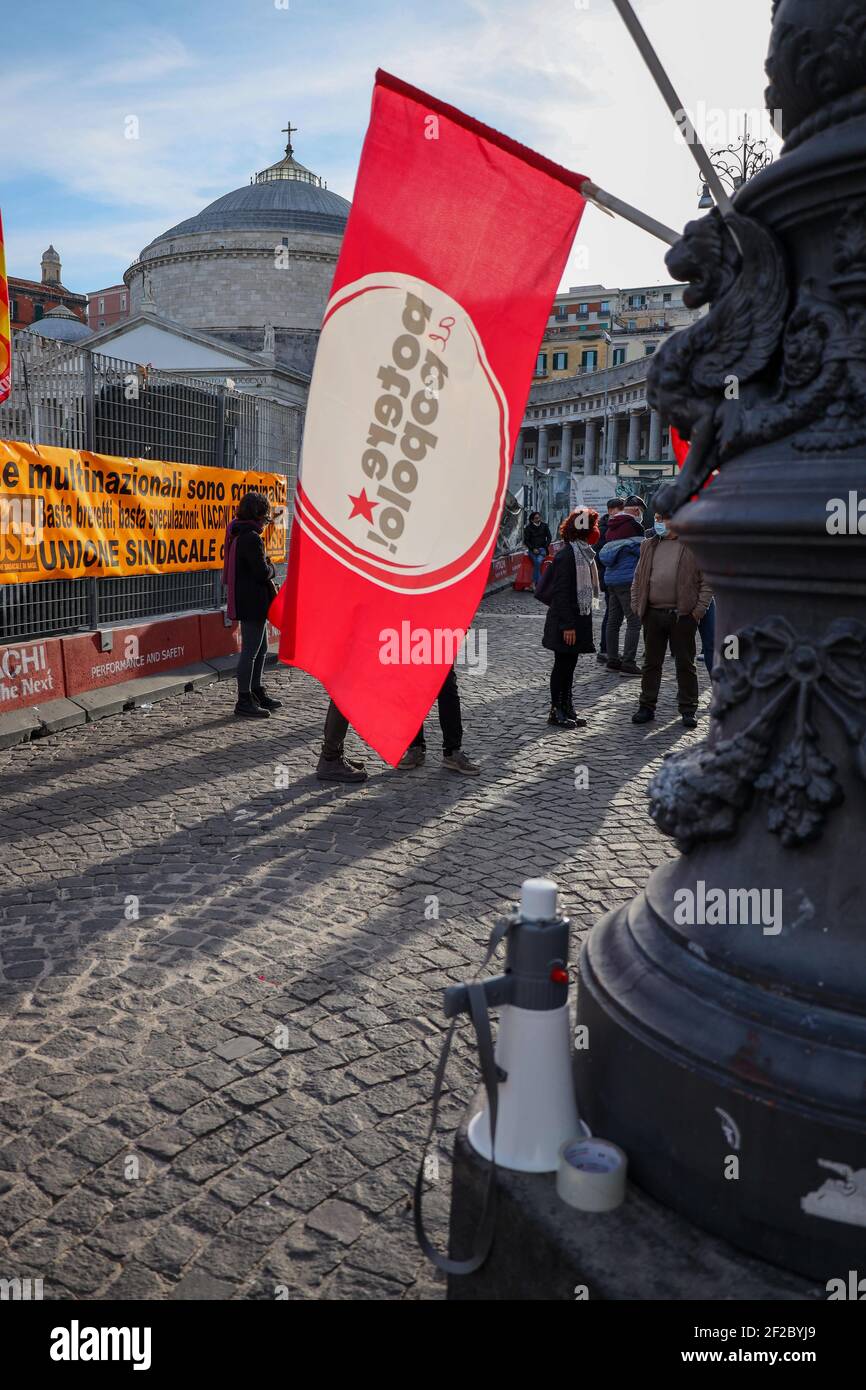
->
[409, 666, 463, 754]
[550, 650, 579, 709]
[639, 608, 699, 714]
[699, 599, 716, 676]
[530, 549, 546, 586]
[607, 583, 641, 664]
[599, 590, 609, 655]
[237, 619, 268, 695]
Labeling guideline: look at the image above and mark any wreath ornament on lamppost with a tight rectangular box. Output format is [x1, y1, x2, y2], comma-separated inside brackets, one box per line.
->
[648, 617, 866, 852]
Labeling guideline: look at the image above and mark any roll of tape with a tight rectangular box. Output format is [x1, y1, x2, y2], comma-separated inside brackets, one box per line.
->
[556, 1137, 627, 1212]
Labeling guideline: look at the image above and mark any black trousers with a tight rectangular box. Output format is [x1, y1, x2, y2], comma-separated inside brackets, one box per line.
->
[322, 699, 351, 759]
[639, 607, 699, 714]
[237, 619, 268, 695]
[321, 666, 463, 759]
[550, 650, 579, 708]
[409, 666, 463, 754]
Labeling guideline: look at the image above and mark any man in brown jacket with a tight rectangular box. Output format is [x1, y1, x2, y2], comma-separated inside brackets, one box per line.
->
[629, 513, 713, 728]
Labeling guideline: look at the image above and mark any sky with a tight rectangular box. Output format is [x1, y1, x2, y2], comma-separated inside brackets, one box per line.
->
[2, 0, 780, 296]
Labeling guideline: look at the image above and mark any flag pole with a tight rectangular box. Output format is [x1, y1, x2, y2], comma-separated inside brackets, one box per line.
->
[610, 0, 736, 220]
[580, 180, 679, 246]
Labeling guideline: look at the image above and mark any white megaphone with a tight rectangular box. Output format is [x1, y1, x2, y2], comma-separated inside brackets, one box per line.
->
[444, 878, 579, 1173]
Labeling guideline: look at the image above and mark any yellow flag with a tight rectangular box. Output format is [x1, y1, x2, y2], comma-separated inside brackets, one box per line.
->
[0, 211, 10, 403]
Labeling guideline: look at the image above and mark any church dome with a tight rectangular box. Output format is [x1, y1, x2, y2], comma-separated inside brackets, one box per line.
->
[26, 304, 91, 342]
[124, 124, 349, 374]
[144, 127, 350, 248]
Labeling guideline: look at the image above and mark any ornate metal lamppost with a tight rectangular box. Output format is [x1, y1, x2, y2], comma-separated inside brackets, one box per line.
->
[577, 0, 866, 1282]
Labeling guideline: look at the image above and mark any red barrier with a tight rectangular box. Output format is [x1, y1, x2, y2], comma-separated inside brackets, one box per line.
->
[62, 616, 203, 696]
[0, 637, 67, 711]
[199, 611, 280, 661]
[485, 550, 524, 592]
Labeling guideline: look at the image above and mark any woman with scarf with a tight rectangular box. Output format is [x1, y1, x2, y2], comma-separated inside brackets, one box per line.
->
[223, 491, 282, 719]
[541, 507, 600, 728]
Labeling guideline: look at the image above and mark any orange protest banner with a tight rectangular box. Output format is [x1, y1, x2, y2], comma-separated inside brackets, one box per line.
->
[0, 441, 288, 584]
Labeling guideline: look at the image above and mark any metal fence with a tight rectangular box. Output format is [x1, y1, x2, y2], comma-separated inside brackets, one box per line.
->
[0, 335, 302, 643]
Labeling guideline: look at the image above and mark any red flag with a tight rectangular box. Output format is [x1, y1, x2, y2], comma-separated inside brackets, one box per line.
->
[671, 424, 716, 490]
[671, 425, 689, 468]
[0, 211, 11, 405]
[271, 70, 587, 764]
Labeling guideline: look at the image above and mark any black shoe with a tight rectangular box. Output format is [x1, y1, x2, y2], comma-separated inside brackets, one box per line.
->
[619, 662, 641, 676]
[631, 707, 654, 725]
[253, 686, 282, 711]
[548, 705, 576, 728]
[316, 754, 367, 783]
[596, 652, 608, 665]
[564, 702, 588, 728]
[235, 693, 270, 719]
[681, 712, 698, 729]
[606, 658, 622, 672]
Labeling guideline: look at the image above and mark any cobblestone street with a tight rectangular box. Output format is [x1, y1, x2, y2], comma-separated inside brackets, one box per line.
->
[0, 588, 711, 1300]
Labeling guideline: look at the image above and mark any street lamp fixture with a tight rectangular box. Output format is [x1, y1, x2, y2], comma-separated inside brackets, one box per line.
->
[696, 116, 773, 208]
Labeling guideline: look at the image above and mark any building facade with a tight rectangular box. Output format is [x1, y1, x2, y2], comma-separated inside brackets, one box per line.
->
[87, 284, 129, 331]
[9, 247, 87, 331]
[533, 280, 701, 383]
[514, 354, 676, 502]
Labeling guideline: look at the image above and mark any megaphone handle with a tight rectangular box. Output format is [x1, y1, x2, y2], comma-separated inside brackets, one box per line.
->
[413, 983, 501, 1276]
[413, 917, 511, 1275]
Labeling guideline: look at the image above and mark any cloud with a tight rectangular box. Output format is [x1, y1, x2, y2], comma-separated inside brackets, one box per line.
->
[3, 0, 780, 292]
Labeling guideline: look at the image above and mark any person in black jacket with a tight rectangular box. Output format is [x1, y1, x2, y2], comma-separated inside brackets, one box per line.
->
[223, 491, 282, 719]
[541, 507, 601, 728]
[523, 511, 552, 590]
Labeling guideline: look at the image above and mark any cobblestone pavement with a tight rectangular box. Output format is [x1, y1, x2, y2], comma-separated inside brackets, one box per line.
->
[0, 588, 712, 1300]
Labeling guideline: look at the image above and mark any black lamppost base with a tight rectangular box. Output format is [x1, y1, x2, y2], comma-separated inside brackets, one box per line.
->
[577, 876, 866, 1284]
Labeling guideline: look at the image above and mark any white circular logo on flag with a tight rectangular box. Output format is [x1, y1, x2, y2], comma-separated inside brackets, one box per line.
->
[295, 272, 509, 593]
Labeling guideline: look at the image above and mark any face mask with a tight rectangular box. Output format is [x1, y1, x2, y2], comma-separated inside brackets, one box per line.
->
[654, 521, 667, 537]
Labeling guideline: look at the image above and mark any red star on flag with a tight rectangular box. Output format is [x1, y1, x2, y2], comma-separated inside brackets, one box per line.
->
[348, 488, 378, 523]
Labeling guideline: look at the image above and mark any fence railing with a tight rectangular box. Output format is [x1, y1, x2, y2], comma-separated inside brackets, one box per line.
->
[0, 335, 302, 644]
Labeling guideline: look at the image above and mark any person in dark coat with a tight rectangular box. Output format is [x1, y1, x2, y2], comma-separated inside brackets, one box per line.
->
[523, 511, 552, 589]
[223, 491, 282, 719]
[541, 507, 600, 728]
[593, 496, 625, 663]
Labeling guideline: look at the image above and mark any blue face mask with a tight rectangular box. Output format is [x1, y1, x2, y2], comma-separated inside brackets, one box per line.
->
[654, 521, 667, 537]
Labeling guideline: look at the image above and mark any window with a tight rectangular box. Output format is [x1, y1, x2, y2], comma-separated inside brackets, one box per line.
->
[581, 349, 598, 370]
[34, 304, 44, 320]
[10, 298, 17, 320]
[99, 320, 106, 329]
[554, 305, 568, 320]
[98, 298, 105, 313]
[120, 295, 127, 311]
[578, 302, 588, 315]
[644, 343, 657, 356]
[628, 319, 637, 332]
[600, 300, 610, 312]
[536, 352, 547, 373]
[613, 347, 626, 365]
[552, 351, 568, 370]
[663, 293, 671, 304]
[628, 294, 646, 308]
